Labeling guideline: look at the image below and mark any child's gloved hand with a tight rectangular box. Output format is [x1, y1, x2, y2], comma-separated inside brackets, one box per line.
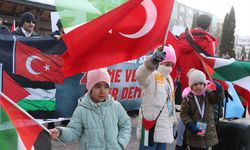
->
[214, 80, 222, 91]
[207, 80, 222, 92]
[186, 122, 202, 134]
[151, 50, 166, 65]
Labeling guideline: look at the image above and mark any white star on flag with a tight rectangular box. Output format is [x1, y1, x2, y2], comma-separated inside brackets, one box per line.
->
[43, 64, 50, 71]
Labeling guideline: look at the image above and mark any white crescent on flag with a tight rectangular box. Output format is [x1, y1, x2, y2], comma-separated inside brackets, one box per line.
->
[119, 0, 157, 39]
[26, 55, 42, 75]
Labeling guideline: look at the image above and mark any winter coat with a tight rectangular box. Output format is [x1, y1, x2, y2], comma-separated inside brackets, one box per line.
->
[0, 25, 10, 34]
[57, 93, 131, 150]
[173, 29, 216, 91]
[180, 88, 224, 148]
[136, 56, 177, 144]
[12, 27, 37, 37]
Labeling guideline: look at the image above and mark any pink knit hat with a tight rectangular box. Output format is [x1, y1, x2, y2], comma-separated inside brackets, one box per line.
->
[161, 44, 176, 64]
[86, 68, 111, 91]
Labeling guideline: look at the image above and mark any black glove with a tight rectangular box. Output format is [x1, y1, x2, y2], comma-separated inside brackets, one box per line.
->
[151, 50, 166, 65]
[213, 80, 222, 92]
[186, 122, 202, 134]
[224, 90, 233, 103]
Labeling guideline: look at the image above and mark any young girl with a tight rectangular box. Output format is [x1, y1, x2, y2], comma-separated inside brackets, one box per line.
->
[49, 68, 131, 150]
[180, 68, 224, 150]
[136, 45, 177, 150]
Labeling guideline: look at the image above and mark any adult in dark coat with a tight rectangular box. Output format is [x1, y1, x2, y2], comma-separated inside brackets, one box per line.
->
[174, 14, 228, 150]
[11, 12, 55, 119]
[0, 17, 10, 34]
[13, 12, 37, 37]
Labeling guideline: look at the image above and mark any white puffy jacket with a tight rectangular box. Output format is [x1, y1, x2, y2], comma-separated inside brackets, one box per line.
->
[136, 56, 177, 144]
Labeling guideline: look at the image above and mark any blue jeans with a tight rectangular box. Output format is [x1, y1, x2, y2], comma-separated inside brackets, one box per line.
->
[176, 118, 185, 146]
[139, 143, 167, 150]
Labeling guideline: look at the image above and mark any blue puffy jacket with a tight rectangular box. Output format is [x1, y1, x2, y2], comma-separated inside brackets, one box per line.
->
[58, 93, 131, 150]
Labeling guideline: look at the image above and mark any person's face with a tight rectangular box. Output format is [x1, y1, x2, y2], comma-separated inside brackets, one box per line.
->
[22, 20, 35, 32]
[160, 61, 174, 67]
[90, 81, 110, 103]
[191, 82, 206, 95]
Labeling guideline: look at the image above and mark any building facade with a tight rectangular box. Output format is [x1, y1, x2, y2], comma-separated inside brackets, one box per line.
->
[235, 35, 250, 60]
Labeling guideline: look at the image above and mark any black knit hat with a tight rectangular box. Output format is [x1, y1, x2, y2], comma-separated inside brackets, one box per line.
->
[19, 12, 36, 27]
[196, 14, 211, 30]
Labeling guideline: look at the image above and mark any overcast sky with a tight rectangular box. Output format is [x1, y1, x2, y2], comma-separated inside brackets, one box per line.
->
[177, 0, 250, 36]
[28, 0, 250, 36]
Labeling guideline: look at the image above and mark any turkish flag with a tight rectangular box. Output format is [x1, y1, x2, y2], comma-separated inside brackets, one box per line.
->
[1, 65, 29, 103]
[63, 0, 174, 77]
[14, 42, 64, 84]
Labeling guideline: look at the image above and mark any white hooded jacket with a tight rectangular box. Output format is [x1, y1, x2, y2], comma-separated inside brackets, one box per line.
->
[135, 56, 177, 144]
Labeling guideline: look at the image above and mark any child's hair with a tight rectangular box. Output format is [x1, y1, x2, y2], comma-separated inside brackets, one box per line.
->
[86, 68, 111, 91]
[187, 68, 206, 87]
[196, 14, 212, 30]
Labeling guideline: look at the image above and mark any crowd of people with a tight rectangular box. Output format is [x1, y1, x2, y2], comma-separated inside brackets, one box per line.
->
[1, 11, 247, 150]
[48, 14, 227, 150]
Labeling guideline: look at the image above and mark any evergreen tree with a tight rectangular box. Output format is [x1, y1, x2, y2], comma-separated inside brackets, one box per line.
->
[219, 7, 236, 58]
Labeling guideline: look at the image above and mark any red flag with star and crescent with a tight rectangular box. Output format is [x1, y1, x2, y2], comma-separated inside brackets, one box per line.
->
[14, 41, 64, 84]
[63, 0, 174, 77]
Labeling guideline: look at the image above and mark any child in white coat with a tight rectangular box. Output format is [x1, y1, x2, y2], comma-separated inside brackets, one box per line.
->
[136, 45, 177, 150]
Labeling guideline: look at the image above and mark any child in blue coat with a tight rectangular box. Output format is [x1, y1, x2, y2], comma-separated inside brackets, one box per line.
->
[49, 68, 131, 150]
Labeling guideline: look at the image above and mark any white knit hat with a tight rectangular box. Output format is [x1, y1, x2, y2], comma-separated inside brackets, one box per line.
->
[187, 68, 206, 87]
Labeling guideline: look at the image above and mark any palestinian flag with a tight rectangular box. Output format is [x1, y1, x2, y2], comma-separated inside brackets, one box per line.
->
[0, 62, 51, 149]
[184, 27, 250, 105]
[0, 111, 51, 150]
[140, 117, 157, 147]
[0, 63, 30, 122]
[17, 88, 56, 112]
[0, 94, 51, 150]
[200, 56, 250, 104]
[54, 0, 127, 32]
[201, 57, 250, 92]
[0, 34, 66, 118]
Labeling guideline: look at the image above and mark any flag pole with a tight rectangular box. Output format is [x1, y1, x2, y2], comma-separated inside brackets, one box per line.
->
[161, 28, 169, 50]
[0, 91, 65, 146]
[160, 0, 175, 51]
